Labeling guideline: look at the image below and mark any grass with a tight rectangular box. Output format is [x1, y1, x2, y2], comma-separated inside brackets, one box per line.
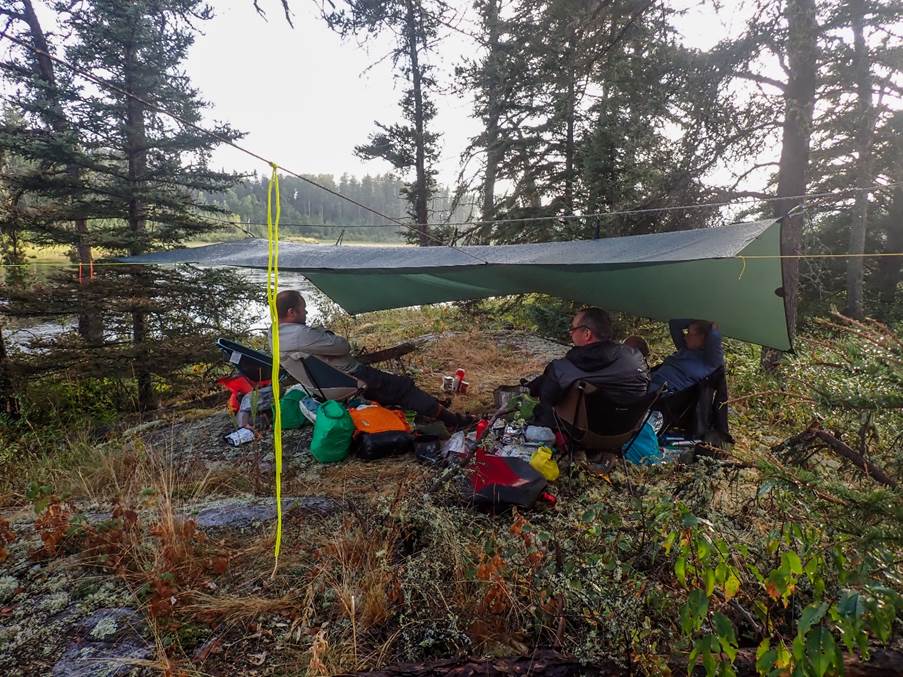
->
[2, 306, 902, 674]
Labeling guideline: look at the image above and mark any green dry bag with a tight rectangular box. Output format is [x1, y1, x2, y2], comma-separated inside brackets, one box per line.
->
[275, 388, 308, 430]
[310, 400, 354, 463]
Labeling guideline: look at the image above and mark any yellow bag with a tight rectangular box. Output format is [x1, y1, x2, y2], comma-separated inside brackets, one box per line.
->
[530, 446, 559, 482]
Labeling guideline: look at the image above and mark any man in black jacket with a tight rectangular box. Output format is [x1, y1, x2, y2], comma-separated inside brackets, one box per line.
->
[526, 307, 650, 426]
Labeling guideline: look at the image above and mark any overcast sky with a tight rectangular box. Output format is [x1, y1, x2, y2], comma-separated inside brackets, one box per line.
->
[187, 1, 479, 184]
[10, 1, 750, 186]
[187, 0, 739, 186]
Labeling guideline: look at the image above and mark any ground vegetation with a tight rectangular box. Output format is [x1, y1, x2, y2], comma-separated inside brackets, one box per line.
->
[0, 304, 900, 675]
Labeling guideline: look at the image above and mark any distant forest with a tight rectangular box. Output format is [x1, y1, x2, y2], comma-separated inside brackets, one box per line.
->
[198, 173, 474, 243]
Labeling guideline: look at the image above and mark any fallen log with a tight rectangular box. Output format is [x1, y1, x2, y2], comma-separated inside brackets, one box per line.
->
[809, 429, 897, 487]
[772, 421, 897, 488]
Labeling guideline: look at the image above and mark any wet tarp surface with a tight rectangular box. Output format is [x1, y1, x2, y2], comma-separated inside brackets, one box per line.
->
[122, 219, 790, 350]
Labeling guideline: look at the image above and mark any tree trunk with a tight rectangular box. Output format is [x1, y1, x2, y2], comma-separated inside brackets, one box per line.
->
[844, 0, 874, 319]
[480, 0, 502, 233]
[124, 41, 156, 411]
[21, 0, 101, 343]
[404, 0, 430, 246]
[0, 323, 20, 419]
[875, 186, 903, 315]
[761, 0, 817, 370]
[563, 29, 577, 216]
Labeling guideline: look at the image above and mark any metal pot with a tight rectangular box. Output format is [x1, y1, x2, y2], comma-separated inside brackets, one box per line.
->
[493, 384, 527, 410]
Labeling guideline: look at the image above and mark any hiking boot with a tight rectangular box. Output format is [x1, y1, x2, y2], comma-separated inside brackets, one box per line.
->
[436, 407, 476, 432]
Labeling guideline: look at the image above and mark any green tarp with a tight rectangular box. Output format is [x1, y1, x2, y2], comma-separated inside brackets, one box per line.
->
[122, 218, 791, 350]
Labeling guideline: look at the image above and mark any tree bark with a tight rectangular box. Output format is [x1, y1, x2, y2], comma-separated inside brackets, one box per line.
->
[875, 186, 903, 315]
[0, 323, 20, 419]
[844, 0, 874, 319]
[563, 28, 577, 216]
[762, 0, 818, 370]
[404, 0, 430, 246]
[124, 40, 156, 411]
[480, 0, 502, 232]
[20, 0, 101, 343]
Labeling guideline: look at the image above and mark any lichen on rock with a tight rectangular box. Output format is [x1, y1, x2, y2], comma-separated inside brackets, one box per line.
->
[89, 615, 118, 640]
[0, 575, 18, 603]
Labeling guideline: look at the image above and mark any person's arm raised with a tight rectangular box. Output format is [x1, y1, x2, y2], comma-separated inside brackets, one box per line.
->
[703, 324, 724, 368]
[669, 319, 690, 350]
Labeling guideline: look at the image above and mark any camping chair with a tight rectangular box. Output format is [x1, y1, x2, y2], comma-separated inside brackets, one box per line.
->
[553, 382, 664, 491]
[217, 338, 283, 384]
[217, 338, 362, 403]
[281, 351, 364, 403]
[655, 367, 733, 446]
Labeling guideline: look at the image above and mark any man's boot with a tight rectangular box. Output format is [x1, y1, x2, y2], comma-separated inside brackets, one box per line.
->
[435, 405, 475, 431]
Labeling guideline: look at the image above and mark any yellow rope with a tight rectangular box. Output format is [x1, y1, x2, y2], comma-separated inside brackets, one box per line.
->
[266, 163, 283, 574]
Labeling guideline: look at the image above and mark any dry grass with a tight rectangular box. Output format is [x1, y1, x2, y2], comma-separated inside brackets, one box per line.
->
[284, 456, 431, 501]
[408, 331, 550, 412]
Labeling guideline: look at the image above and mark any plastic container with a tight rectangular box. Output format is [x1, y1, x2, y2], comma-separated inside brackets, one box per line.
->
[454, 368, 466, 392]
[310, 400, 354, 463]
[525, 425, 556, 444]
[275, 387, 308, 430]
[530, 446, 560, 481]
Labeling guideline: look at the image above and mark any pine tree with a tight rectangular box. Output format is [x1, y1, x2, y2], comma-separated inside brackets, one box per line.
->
[0, 0, 103, 339]
[1, 0, 252, 413]
[808, 0, 903, 318]
[321, 0, 450, 245]
[459, 0, 742, 244]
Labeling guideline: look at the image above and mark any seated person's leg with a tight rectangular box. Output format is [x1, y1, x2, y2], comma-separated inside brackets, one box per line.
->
[237, 385, 274, 428]
[354, 364, 472, 427]
[530, 402, 557, 428]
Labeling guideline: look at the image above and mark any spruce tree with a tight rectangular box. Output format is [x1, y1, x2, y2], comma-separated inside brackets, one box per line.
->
[1, 0, 253, 413]
[0, 0, 103, 339]
[321, 0, 450, 245]
[62, 0, 244, 410]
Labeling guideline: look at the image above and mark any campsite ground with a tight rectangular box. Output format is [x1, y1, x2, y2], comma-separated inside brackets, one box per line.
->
[0, 306, 901, 676]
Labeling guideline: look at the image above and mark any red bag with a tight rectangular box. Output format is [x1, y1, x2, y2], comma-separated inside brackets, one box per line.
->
[468, 449, 548, 512]
[217, 374, 270, 413]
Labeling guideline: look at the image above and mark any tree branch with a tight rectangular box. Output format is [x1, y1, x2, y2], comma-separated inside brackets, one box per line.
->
[736, 71, 786, 92]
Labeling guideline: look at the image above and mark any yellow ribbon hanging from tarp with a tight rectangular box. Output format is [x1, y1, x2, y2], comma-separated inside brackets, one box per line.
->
[266, 163, 283, 570]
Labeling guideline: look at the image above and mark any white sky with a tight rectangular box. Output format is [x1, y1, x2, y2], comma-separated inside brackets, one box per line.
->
[188, 1, 481, 184]
[188, 0, 742, 186]
[10, 0, 759, 187]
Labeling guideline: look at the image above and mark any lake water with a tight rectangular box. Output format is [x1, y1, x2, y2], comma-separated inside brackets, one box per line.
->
[4, 269, 326, 351]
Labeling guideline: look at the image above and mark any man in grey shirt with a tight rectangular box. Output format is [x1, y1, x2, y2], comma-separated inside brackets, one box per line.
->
[273, 290, 474, 430]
